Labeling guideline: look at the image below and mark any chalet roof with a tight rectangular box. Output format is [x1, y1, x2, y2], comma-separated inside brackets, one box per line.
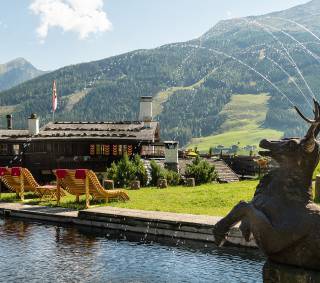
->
[0, 130, 29, 138]
[0, 121, 160, 143]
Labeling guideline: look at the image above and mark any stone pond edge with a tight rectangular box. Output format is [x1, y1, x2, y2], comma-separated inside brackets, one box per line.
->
[0, 203, 257, 248]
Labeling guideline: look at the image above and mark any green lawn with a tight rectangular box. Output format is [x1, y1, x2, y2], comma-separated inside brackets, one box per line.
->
[0, 181, 258, 216]
[188, 94, 283, 152]
[109, 181, 258, 216]
[1, 180, 319, 216]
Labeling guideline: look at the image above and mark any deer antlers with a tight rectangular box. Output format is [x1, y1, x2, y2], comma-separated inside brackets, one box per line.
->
[295, 99, 320, 152]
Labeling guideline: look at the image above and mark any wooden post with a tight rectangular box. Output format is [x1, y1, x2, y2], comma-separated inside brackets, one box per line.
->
[85, 176, 90, 209]
[57, 179, 61, 205]
[20, 173, 24, 201]
[315, 175, 320, 201]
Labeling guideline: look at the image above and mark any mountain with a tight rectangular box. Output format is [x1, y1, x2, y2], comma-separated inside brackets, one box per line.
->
[1, 0, 320, 148]
[0, 58, 45, 91]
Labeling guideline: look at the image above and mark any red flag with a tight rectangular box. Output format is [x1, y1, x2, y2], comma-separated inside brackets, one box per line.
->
[52, 80, 57, 112]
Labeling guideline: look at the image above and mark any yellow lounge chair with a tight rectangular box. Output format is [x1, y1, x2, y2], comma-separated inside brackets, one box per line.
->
[0, 167, 65, 201]
[54, 169, 129, 208]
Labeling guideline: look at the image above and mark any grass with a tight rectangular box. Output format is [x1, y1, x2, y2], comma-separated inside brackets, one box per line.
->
[188, 94, 283, 152]
[1, 180, 319, 216]
[0, 181, 258, 216]
[0, 191, 113, 210]
[153, 69, 216, 116]
[0, 105, 20, 115]
[313, 163, 320, 180]
[108, 181, 258, 216]
[64, 89, 91, 111]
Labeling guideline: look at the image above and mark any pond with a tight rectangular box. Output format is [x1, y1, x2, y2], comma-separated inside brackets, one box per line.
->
[0, 216, 265, 283]
[2, 216, 320, 283]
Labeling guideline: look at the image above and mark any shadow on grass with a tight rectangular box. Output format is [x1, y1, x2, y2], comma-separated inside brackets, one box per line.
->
[0, 193, 37, 203]
[27, 198, 117, 210]
[0, 192, 117, 210]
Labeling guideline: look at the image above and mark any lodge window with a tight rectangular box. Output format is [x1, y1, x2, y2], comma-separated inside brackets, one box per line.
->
[47, 143, 52, 153]
[54, 143, 59, 153]
[35, 143, 45, 152]
[89, 144, 133, 156]
[12, 144, 20, 155]
[65, 144, 72, 155]
[118, 145, 123, 155]
[0, 144, 8, 155]
[46, 143, 72, 155]
[59, 144, 66, 154]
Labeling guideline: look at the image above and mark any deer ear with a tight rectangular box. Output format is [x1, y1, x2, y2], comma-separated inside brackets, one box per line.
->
[302, 133, 316, 153]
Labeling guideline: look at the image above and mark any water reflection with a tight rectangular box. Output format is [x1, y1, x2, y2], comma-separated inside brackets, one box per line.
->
[263, 261, 320, 283]
[0, 217, 31, 239]
[5, 217, 320, 282]
[0, 217, 265, 283]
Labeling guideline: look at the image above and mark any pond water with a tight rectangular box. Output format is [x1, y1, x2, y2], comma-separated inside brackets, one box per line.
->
[0, 218, 270, 282]
[2, 217, 318, 283]
[0, 217, 266, 283]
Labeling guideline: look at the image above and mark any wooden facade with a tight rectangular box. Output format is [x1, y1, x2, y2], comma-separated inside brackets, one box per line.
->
[0, 121, 160, 182]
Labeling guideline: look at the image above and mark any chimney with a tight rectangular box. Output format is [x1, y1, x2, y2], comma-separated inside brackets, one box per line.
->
[6, 114, 13, 130]
[139, 96, 153, 122]
[164, 141, 179, 172]
[28, 113, 40, 135]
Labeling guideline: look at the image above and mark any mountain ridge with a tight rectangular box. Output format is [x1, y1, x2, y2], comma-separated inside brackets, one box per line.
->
[0, 0, 319, 147]
[0, 57, 45, 92]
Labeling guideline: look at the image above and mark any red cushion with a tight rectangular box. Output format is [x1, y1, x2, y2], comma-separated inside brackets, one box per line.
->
[56, 169, 67, 179]
[11, 167, 21, 177]
[75, 169, 87, 179]
[0, 167, 8, 176]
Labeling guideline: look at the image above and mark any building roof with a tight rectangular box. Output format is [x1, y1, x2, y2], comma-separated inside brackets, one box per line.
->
[0, 130, 30, 138]
[0, 121, 160, 143]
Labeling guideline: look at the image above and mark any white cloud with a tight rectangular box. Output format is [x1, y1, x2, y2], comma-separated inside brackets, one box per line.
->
[30, 0, 112, 41]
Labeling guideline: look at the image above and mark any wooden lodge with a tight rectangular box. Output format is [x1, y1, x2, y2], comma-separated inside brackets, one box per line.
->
[0, 97, 162, 182]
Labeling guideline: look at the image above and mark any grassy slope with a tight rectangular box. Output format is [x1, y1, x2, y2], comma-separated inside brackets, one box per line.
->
[188, 94, 283, 152]
[64, 89, 91, 112]
[153, 69, 217, 116]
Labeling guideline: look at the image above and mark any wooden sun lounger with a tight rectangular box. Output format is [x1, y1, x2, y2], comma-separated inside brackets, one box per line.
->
[54, 169, 129, 208]
[0, 167, 65, 201]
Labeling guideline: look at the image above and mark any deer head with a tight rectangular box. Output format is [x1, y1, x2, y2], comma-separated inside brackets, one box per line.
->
[295, 99, 320, 153]
[259, 99, 320, 172]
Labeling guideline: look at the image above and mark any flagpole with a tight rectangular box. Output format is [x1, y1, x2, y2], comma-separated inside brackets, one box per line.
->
[52, 80, 57, 123]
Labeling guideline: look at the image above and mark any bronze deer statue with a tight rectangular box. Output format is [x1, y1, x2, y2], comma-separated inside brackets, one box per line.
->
[213, 99, 320, 271]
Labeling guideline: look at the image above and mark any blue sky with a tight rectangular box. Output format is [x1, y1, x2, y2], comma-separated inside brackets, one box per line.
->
[0, 0, 310, 71]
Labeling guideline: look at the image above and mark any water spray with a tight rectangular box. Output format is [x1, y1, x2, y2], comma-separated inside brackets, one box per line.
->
[265, 55, 313, 108]
[269, 16, 320, 43]
[186, 44, 296, 107]
[243, 18, 316, 102]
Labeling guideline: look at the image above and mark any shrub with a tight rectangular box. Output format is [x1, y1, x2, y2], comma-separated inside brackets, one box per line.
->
[107, 154, 148, 188]
[166, 170, 181, 186]
[185, 156, 217, 185]
[133, 155, 148, 186]
[150, 160, 165, 186]
[150, 160, 181, 186]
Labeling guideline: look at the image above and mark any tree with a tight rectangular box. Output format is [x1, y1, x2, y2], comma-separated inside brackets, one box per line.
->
[150, 160, 181, 186]
[107, 154, 147, 188]
[185, 156, 217, 185]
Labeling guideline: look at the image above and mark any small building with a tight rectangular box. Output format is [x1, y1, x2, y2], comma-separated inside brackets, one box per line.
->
[0, 97, 161, 182]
